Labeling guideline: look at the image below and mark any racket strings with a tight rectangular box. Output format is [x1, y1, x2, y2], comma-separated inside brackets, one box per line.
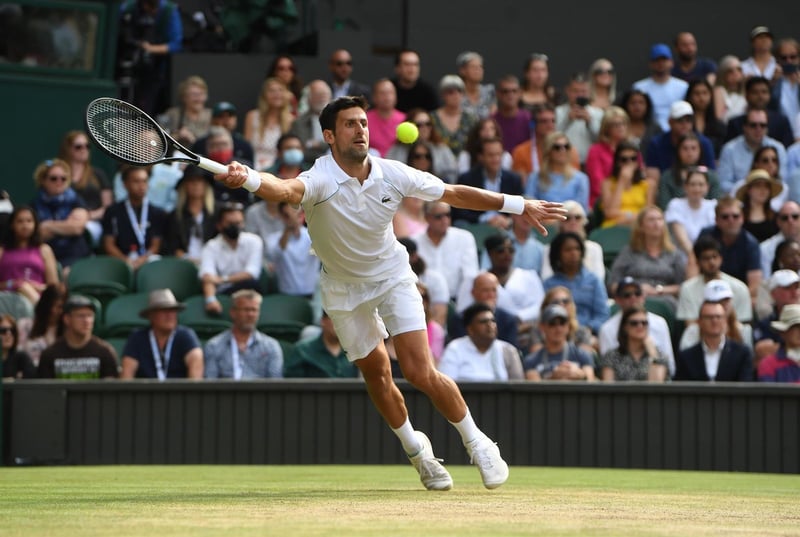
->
[86, 100, 167, 165]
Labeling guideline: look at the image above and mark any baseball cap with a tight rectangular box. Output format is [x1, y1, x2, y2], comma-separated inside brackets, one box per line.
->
[704, 279, 733, 302]
[669, 100, 694, 119]
[771, 303, 800, 332]
[616, 276, 642, 296]
[750, 26, 773, 40]
[541, 304, 569, 323]
[212, 101, 237, 117]
[63, 294, 96, 313]
[768, 269, 800, 291]
[650, 43, 672, 61]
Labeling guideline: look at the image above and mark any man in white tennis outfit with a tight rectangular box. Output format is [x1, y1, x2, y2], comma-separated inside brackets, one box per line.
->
[215, 96, 565, 491]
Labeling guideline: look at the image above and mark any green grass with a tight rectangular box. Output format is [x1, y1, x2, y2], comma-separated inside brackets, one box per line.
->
[1, 465, 799, 536]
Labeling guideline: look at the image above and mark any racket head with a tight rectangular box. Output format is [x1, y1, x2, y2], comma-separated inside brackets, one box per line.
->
[85, 98, 173, 166]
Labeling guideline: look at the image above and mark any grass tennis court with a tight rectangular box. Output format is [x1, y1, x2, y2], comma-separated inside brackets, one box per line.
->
[2, 465, 798, 536]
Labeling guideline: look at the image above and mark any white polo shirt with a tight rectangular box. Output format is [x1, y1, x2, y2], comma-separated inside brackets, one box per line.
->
[298, 155, 445, 282]
[199, 232, 263, 280]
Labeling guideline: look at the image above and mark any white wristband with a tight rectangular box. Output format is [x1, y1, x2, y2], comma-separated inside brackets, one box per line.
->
[500, 194, 525, 215]
[243, 167, 261, 192]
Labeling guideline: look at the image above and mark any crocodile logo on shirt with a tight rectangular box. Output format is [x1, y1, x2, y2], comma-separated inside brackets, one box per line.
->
[381, 196, 391, 203]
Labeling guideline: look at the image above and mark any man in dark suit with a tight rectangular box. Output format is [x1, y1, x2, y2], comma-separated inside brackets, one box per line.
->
[452, 137, 523, 227]
[675, 301, 754, 381]
[327, 49, 372, 103]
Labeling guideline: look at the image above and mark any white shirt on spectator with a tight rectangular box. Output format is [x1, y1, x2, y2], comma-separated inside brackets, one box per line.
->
[632, 77, 689, 131]
[414, 227, 479, 299]
[199, 232, 263, 280]
[438, 336, 521, 381]
[665, 198, 718, 243]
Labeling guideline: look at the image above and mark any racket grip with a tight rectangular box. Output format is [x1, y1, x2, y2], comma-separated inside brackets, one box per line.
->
[197, 157, 230, 175]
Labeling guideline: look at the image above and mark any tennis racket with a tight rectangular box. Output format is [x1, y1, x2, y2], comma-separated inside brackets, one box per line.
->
[84, 97, 229, 174]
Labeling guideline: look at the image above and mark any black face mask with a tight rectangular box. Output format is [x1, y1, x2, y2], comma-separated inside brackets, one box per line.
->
[222, 224, 242, 240]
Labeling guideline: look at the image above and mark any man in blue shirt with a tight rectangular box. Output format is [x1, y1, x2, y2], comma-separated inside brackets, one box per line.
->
[671, 32, 718, 83]
[645, 100, 716, 182]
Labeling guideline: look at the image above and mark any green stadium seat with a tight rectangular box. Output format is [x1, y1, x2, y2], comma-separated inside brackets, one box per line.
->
[66, 256, 133, 307]
[0, 291, 34, 319]
[105, 337, 128, 362]
[179, 295, 233, 341]
[102, 292, 150, 338]
[588, 225, 631, 269]
[258, 294, 313, 342]
[459, 222, 500, 254]
[135, 256, 202, 301]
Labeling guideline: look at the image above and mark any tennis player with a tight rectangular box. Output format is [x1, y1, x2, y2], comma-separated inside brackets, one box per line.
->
[215, 96, 565, 490]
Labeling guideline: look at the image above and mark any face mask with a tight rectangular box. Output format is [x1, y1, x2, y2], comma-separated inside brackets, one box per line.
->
[782, 63, 799, 75]
[209, 149, 234, 164]
[222, 223, 242, 240]
[282, 148, 304, 166]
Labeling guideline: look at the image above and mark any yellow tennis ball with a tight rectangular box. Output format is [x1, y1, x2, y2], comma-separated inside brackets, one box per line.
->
[396, 121, 419, 144]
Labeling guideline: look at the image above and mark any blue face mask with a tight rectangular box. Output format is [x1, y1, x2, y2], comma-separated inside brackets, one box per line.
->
[282, 148, 304, 166]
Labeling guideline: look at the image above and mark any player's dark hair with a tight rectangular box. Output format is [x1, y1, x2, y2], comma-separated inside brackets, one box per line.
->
[462, 302, 493, 328]
[318, 96, 369, 133]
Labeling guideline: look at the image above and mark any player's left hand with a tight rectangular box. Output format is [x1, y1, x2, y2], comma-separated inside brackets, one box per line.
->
[522, 200, 567, 236]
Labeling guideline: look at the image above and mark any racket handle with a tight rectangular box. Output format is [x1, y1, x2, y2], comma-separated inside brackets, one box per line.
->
[197, 157, 230, 175]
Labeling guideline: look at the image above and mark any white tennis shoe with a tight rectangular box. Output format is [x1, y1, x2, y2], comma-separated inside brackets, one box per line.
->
[408, 431, 453, 491]
[465, 435, 509, 489]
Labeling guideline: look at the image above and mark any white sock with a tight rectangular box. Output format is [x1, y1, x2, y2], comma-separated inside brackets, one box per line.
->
[392, 417, 423, 456]
[449, 409, 485, 445]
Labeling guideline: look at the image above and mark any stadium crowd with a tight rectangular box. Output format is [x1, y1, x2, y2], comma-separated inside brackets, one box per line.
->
[4, 23, 800, 384]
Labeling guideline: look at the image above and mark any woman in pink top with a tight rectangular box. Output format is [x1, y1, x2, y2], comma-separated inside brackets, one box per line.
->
[584, 106, 630, 208]
[392, 142, 432, 238]
[0, 206, 59, 305]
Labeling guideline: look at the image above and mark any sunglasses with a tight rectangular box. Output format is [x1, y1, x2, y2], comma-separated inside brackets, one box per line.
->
[594, 68, 614, 75]
[618, 155, 638, 163]
[778, 54, 799, 61]
[334, 60, 352, 66]
[758, 157, 778, 164]
[719, 213, 741, 220]
[746, 122, 768, 129]
[546, 318, 568, 326]
[411, 153, 432, 160]
[73, 143, 90, 150]
[779, 213, 800, 221]
[498, 87, 520, 93]
[47, 174, 68, 182]
[619, 290, 643, 299]
[626, 319, 648, 327]
[700, 314, 725, 321]
[430, 212, 451, 220]
[474, 317, 496, 325]
[0, 327, 12, 334]
[492, 246, 516, 254]
[414, 121, 432, 128]
[564, 214, 584, 221]
[551, 143, 571, 151]
[548, 298, 570, 305]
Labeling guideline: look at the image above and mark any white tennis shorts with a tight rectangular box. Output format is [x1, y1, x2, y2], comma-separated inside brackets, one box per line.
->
[319, 271, 427, 361]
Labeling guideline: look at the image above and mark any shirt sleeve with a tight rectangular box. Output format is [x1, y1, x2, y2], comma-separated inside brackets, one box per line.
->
[243, 235, 263, 279]
[198, 240, 218, 278]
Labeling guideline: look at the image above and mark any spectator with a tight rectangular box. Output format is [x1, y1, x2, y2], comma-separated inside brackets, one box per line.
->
[754, 270, 800, 364]
[588, 58, 617, 110]
[366, 78, 406, 157]
[771, 238, 800, 274]
[457, 51, 495, 119]
[746, 145, 789, 213]
[741, 26, 778, 80]
[413, 201, 478, 300]
[671, 31, 717, 83]
[203, 290, 283, 379]
[266, 54, 303, 110]
[698, 197, 761, 304]
[771, 38, 800, 140]
[57, 130, 111, 244]
[599, 276, 674, 376]
[725, 77, 794, 148]
[675, 301, 753, 381]
[679, 278, 752, 351]
[439, 302, 523, 381]
[431, 74, 478, 157]
[491, 75, 531, 153]
[0, 206, 59, 305]
[120, 288, 203, 379]
[585, 106, 630, 208]
[758, 303, 800, 382]
[391, 49, 439, 112]
[598, 305, 668, 382]
[244, 77, 294, 171]
[454, 137, 522, 227]
[1, 314, 36, 379]
[665, 166, 717, 268]
[392, 144, 431, 238]
[555, 73, 603, 164]
[718, 108, 788, 195]
[633, 43, 689, 131]
[761, 201, 800, 279]
[417, 283, 445, 363]
[519, 53, 557, 111]
[284, 310, 358, 378]
[385, 108, 459, 183]
[200, 202, 262, 314]
[447, 271, 519, 351]
[397, 237, 448, 329]
[540, 200, 604, 282]
[713, 55, 747, 123]
[457, 118, 513, 175]
[656, 133, 722, 211]
[203, 126, 254, 206]
[192, 101, 255, 168]
[266, 202, 319, 297]
[618, 88, 662, 153]
[159, 75, 211, 147]
[736, 168, 781, 243]
[289, 79, 332, 163]
[511, 104, 580, 180]
[609, 207, 685, 313]
[644, 100, 716, 182]
[38, 295, 118, 379]
[327, 49, 371, 102]
[543, 231, 608, 334]
[111, 160, 180, 214]
[102, 165, 167, 271]
[523, 304, 595, 381]
[600, 141, 653, 228]
[531, 285, 595, 356]
[30, 158, 90, 271]
[525, 132, 589, 213]
[20, 284, 64, 366]
[483, 212, 545, 274]
[686, 79, 727, 156]
[163, 165, 217, 263]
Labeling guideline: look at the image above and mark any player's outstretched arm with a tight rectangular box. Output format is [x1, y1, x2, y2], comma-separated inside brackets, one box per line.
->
[214, 161, 305, 205]
[439, 184, 566, 236]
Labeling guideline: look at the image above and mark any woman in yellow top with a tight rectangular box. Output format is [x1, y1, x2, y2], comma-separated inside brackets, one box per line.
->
[600, 141, 654, 228]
